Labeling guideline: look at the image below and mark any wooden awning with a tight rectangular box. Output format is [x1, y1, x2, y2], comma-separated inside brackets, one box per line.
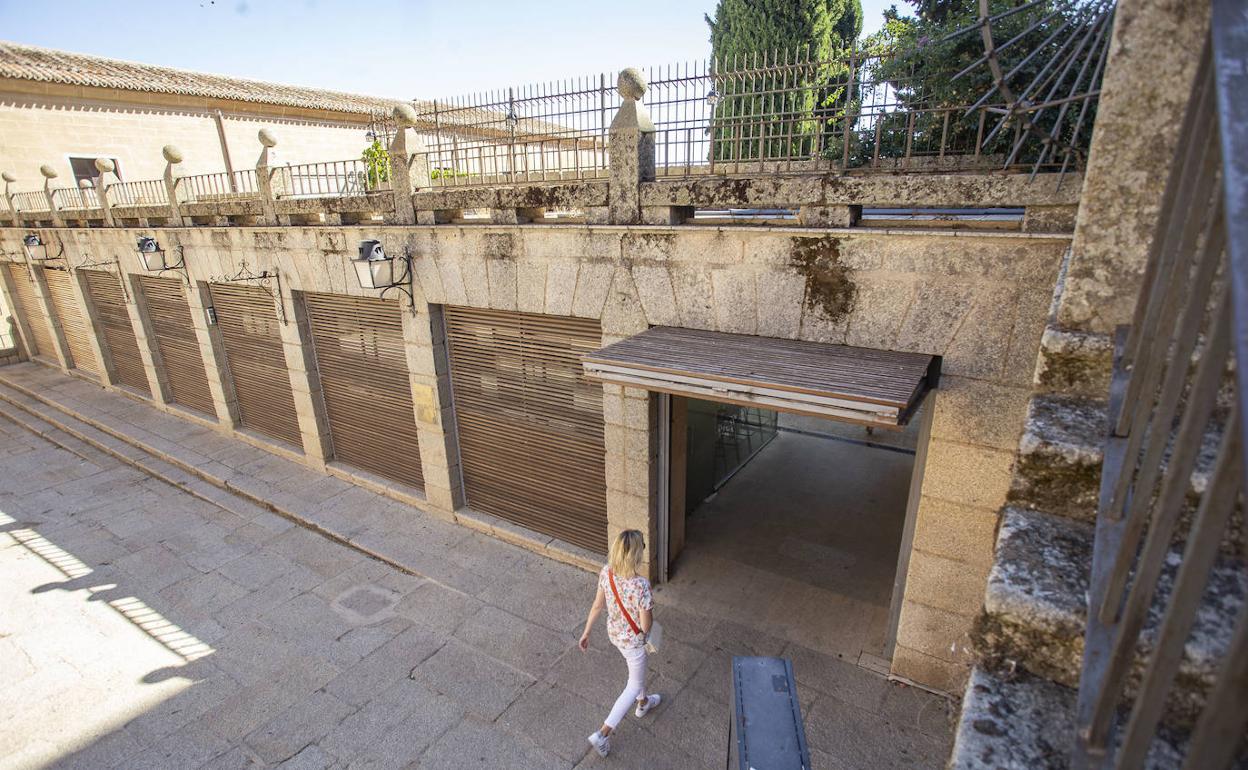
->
[582, 327, 939, 428]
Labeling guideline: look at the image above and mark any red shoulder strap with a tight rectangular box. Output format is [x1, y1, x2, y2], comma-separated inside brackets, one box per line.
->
[608, 570, 643, 636]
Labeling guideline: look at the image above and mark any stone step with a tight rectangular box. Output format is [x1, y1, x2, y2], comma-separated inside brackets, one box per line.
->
[974, 507, 1245, 727]
[1008, 394, 1107, 521]
[949, 667, 1194, 769]
[1007, 395, 1233, 542]
[1033, 326, 1115, 399]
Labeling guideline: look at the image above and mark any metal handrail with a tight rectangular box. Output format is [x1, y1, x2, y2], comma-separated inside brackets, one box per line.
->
[272, 159, 389, 199]
[178, 170, 258, 203]
[1072, 5, 1247, 767]
[109, 179, 169, 208]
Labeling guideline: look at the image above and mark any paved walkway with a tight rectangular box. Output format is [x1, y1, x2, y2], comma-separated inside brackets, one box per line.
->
[0, 362, 954, 769]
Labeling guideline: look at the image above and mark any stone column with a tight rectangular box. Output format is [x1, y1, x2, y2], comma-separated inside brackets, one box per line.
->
[405, 301, 463, 518]
[388, 104, 431, 226]
[40, 165, 64, 228]
[607, 68, 656, 225]
[279, 286, 333, 466]
[161, 145, 185, 224]
[94, 158, 118, 227]
[255, 129, 281, 226]
[1, 172, 17, 225]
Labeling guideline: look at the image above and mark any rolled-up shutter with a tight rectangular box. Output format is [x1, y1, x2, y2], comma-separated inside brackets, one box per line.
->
[43, 267, 98, 376]
[209, 283, 301, 448]
[303, 293, 422, 490]
[6, 264, 55, 362]
[444, 306, 607, 554]
[137, 276, 215, 416]
[82, 270, 149, 395]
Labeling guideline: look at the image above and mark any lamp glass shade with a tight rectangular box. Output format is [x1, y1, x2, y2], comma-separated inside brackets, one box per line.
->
[139, 249, 168, 272]
[352, 255, 397, 289]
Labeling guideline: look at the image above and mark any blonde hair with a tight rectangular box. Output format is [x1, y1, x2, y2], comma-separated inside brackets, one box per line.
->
[608, 529, 645, 579]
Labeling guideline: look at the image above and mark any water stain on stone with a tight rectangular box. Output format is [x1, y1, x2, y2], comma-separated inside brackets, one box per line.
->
[791, 235, 856, 323]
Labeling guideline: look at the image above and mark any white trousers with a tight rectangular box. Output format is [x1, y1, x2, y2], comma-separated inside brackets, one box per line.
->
[604, 644, 648, 729]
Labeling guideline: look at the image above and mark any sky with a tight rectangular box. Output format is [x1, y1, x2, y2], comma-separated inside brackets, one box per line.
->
[0, 0, 899, 101]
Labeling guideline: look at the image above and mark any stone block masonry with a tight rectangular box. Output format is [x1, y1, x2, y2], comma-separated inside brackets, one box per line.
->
[0, 218, 1071, 697]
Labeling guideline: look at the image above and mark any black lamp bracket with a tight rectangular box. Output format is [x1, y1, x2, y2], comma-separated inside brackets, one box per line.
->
[209, 259, 287, 325]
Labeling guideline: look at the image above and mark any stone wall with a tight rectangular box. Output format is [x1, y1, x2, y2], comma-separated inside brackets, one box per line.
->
[0, 88, 374, 184]
[0, 220, 1070, 694]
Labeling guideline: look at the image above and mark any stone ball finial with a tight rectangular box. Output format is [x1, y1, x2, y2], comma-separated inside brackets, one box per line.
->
[94, 157, 115, 173]
[39, 164, 58, 179]
[1, 171, 15, 183]
[79, 178, 94, 188]
[617, 68, 647, 100]
[162, 145, 184, 164]
[393, 103, 418, 127]
[258, 128, 278, 148]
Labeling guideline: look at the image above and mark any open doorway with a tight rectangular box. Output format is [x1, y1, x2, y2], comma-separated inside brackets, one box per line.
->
[658, 395, 932, 669]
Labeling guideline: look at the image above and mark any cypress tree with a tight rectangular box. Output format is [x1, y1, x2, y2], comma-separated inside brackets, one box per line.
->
[704, 0, 864, 162]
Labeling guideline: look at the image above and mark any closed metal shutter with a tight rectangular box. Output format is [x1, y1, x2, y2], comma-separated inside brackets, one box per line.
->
[43, 267, 98, 376]
[82, 270, 149, 395]
[138, 276, 215, 416]
[209, 283, 301, 447]
[304, 293, 423, 490]
[444, 306, 608, 553]
[6, 264, 55, 361]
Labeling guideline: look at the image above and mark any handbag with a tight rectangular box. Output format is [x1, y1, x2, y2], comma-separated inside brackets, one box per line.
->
[608, 570, 662, 653]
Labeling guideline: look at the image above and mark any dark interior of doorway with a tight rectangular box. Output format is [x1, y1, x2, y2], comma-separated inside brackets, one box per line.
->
[662, 396, 923, 667]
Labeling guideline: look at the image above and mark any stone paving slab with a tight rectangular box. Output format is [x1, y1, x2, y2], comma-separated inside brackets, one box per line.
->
[0, 362, 955, 768]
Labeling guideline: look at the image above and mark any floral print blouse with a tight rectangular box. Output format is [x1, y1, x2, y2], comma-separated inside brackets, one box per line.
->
[599, 565, 653, 650]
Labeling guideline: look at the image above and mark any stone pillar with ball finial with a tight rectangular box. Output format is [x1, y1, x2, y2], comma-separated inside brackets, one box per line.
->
[387, 103, 430, 225]
[40, 165, 64, 227]
[94, 158, 118, 227]
[255, 129, 281, 225]
[1, 171, 17, 225]
[161, 145, 185, 223]
[608, 68, 656, 225]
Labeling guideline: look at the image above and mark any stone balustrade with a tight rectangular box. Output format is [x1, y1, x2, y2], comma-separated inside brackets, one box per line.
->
[1, 69, 1082, 234]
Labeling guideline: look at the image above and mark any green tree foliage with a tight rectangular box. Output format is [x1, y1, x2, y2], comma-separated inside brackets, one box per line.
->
[361, 140, 391, 191]
[704, 0, 865, 162]
[856, 0, 1103, 168]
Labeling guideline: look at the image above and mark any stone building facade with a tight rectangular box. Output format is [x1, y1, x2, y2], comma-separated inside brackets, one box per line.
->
[6, 9, 1194, 703]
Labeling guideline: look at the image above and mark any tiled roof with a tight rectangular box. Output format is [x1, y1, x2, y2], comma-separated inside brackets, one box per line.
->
[0, 41, 408, 116]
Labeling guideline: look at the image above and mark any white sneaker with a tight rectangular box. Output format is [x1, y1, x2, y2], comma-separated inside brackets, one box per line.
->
[635, 693, 661, 718]
[587, 730, 610, 757]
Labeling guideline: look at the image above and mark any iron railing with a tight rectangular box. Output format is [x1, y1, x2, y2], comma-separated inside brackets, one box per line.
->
[50, 185, 101, 210]
[413, 77, 616, 188]
[11, 191, 50, 212]
[178, 170, 259, 203]
[271, 159, 389, 199]
[1072, 7, 1247, 768]
[108, 179, 169, 208]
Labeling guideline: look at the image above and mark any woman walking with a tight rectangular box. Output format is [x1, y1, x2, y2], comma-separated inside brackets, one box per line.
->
[578, 529, 662, 757]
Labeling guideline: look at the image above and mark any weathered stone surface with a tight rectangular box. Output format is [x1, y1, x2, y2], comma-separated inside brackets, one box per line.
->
[630, 264, 679, 326]
[711, 268, 756, 335]
[515, 259, 546, 314]
[754, 269, 805, 339]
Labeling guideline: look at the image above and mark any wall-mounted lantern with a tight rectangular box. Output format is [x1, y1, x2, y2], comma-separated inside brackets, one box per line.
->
[705, 88, 721, 108]
[137, 236, 189, 283]
[22, 232, 61, 263]
[352, 239, 415, 312]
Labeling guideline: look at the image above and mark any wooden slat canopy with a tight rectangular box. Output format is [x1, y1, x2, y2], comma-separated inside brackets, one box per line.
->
[582, 327, 939, 428]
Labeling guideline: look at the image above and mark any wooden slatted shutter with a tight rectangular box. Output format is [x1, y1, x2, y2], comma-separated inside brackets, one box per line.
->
[444, 306, 608, 554]
[209, 283, 301, 447]
[6, 264, 55, 361]
[82, 270, 149, 395]
[43, 267, 98, 376]
[303, 293, 423, 490]
[137, 276, 215, 416]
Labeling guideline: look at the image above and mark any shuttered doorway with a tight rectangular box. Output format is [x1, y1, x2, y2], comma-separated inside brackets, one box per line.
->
[444, 306, 608, 554]
[43, 267, 98, 376]
[82, 270, 149, 395]
[304, 293, 423, 490]
[209, 283, 301, 448]
[6, 264, 56, 362]
[138, 276, 215, 416]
